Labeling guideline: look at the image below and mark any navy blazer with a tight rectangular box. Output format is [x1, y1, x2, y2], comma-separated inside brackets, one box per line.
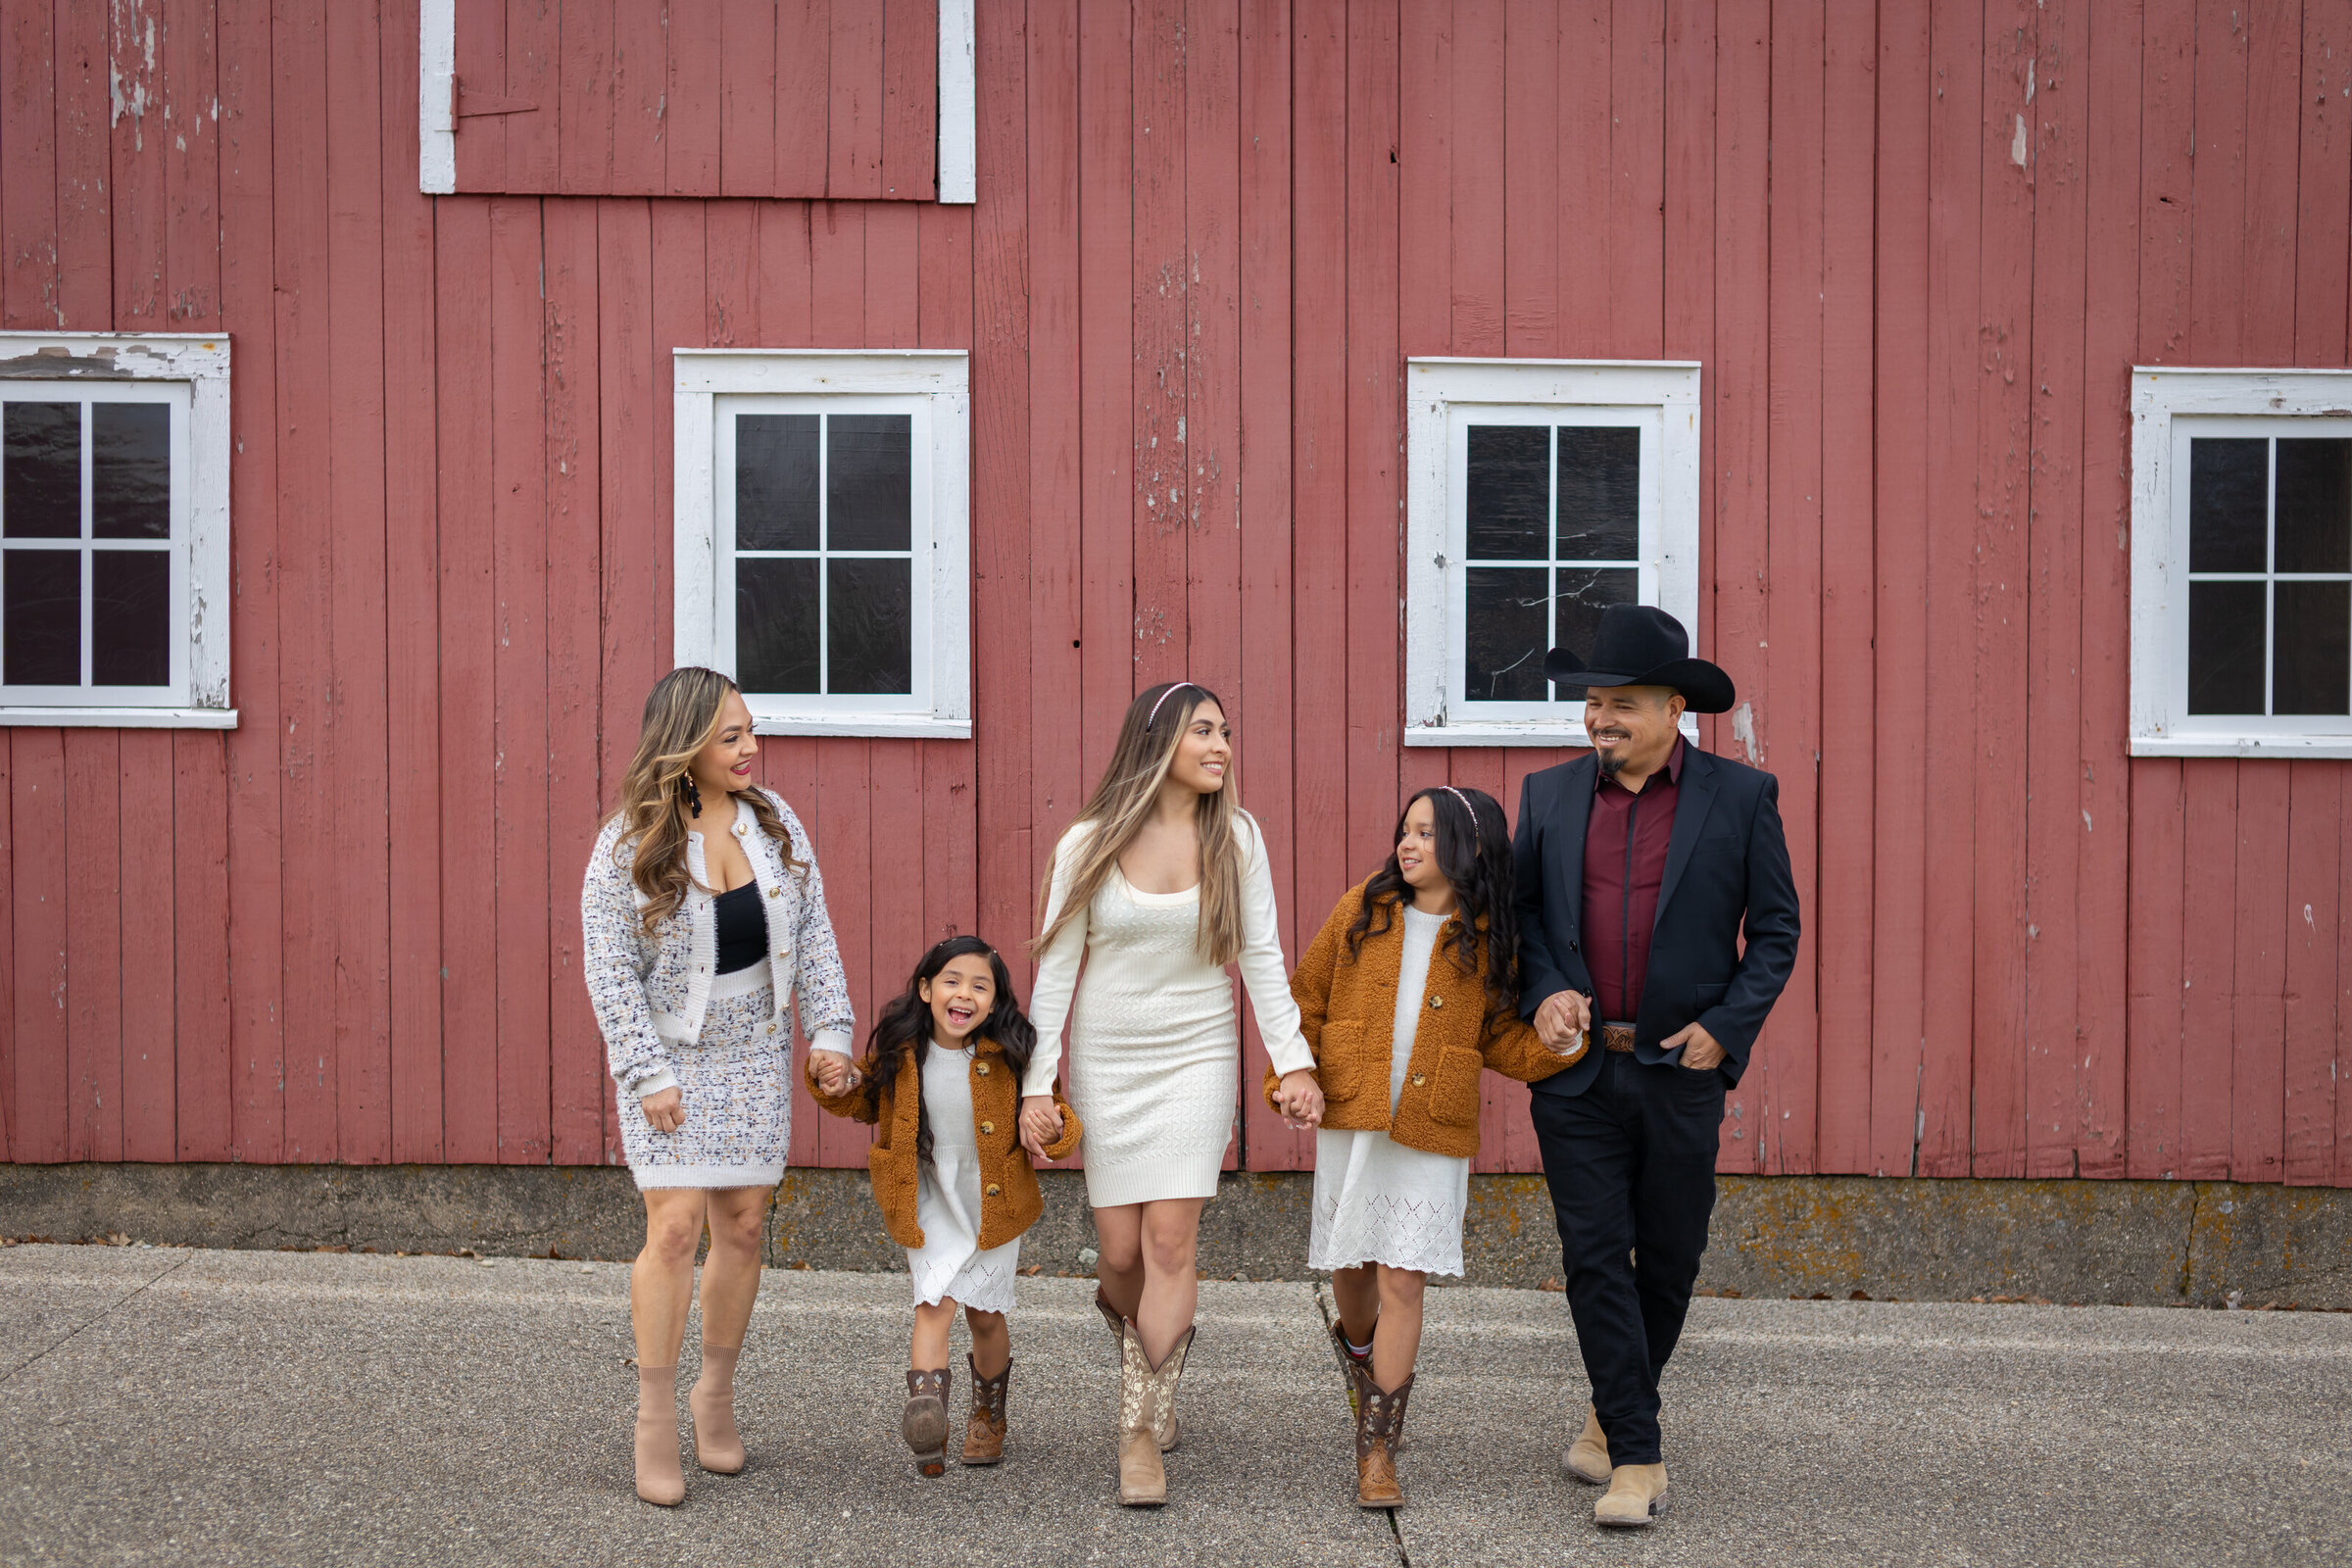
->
[1512, 745, 1800, 1096]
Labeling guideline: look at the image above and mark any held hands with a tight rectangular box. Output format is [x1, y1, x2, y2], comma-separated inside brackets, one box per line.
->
[1018, 1094, 1066, 1160]
[1664, 1020, 1727, 1072]
[1274, 1069, 1325, 1131]
[1535, 990, 1592, 1057]
[639, 1086, 685, 1133]
[810, 1050, 862, 1097]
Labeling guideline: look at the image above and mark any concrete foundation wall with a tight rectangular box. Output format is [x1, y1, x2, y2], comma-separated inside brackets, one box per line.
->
[3, 1164, 2346, 1308]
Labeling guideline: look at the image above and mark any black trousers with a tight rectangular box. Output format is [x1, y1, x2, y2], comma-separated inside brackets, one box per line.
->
[1529, 1049, 1724, 1466]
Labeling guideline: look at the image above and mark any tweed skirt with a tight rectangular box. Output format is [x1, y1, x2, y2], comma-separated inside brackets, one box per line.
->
[618, 968, 791, 1189]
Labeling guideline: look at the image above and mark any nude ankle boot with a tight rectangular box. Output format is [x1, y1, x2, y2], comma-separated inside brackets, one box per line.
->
[689, 1343, 745, 1474]
[633, 1363, 685, 1506]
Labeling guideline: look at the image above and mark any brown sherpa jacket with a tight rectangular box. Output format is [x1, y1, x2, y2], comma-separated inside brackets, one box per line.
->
[808, 1035, 1082, 1251]
[1266, 879, 1582, 1158]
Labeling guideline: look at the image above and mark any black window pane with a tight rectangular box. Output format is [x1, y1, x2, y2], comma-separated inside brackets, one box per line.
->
[1463, 566, 1548, 702]
[4, 402, 80, 539]
[2275, 438, 2352, 574]
[3, 548, 80, 684]
[1550, 566, 1640, 701]
[826, 415, 911, 551]
[2275, 581, 2351, 717]
[826, 558, 911, 694]
[91, 403, 170, 540]
[736, 558, 819, 694]
[92, 549, 169, 685]
[2187, 580, 2267, 714]
[736, 414, 818, 551]
[1465, 426, 1547, 561]
[1555, 426, 1640, 562]
[2187, 438, 2268, 572]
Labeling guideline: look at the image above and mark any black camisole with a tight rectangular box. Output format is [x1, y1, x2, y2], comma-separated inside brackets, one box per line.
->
[712, 881, 770, 975]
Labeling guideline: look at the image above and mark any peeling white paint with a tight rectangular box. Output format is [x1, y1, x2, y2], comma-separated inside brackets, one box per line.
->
[2011, 114, 2029, 168]
[1730, 701, 1758, 763]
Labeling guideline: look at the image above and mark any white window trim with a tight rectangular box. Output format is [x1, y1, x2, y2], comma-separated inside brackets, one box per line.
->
[673, 349, 970, 739]
[1402, 357, 1702, 748]
[0, 333, 235, 729]
[417, 0, 976, 202]
[2130, 366, 2352, 758]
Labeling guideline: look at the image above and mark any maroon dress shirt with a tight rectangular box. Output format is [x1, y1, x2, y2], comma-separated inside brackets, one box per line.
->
[1581, 738, 1685, 1023]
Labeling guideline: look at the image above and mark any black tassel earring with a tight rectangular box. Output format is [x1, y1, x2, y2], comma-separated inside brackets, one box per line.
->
[681, 775, 704, 819]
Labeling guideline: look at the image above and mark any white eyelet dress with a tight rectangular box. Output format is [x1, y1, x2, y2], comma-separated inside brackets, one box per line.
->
[1307, 905, 1474, 1276]
[1024, 814, 1314, 1208]
[580, 791, 856, 1191]
[905, 1040, 1021, 1315]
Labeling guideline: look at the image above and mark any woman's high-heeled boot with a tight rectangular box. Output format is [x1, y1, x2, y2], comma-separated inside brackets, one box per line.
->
[633, 1363, 686, 1506]
[1116, 1320, 1193, 1507]
[689, 1343, 745, 1474]
[904, 1367, 953, 1476]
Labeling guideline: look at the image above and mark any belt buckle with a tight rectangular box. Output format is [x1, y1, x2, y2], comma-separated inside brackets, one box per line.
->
[1601, 1022, 1638, 1054]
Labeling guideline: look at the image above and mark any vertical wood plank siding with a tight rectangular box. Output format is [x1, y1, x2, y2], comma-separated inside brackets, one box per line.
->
[2, 0, 2348, 1189]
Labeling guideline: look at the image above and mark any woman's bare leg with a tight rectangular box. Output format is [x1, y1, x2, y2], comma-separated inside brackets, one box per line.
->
[1369, 1265, 1426, 1391]
[1133, 1197, 1206, 1364]
[632, 1190, 708, 1365]
[1092, 1202, 1146, 1323]
[694, 1186, 768, 1349]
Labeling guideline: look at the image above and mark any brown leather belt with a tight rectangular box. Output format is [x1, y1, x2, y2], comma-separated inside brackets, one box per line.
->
[1601, 1022, 1638, 1054]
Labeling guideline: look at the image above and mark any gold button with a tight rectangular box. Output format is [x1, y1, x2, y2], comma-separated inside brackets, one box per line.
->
[1428, 996, 1444, 1009]
[986, 1184, 1002, 1197]
[980, 1120, 996, 1134]
[975, 1062, 990, 1076]
[767, 885, 781, 898]
[1411, 1073, 1427, 1086]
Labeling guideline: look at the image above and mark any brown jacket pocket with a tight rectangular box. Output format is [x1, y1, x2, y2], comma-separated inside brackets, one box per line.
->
[1430, 1045, 1485, 1128]
[1318, 1020, 1365, 1102]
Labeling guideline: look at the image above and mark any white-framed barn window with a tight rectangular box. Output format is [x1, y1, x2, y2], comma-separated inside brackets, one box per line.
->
[0, 334, 234, 728]
[2131, 368, 2352, 758]
[673, 350, 970, 738]
[1403, 358, 1701, 747]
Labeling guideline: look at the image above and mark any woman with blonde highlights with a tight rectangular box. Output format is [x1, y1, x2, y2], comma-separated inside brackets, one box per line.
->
[580, 666, 854, 1505]
[1020, 681, 1326, 1505]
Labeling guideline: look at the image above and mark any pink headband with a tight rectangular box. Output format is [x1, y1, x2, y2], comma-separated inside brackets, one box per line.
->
[1147, 682, 1197, 728]
[1438, 786, 1482, 850]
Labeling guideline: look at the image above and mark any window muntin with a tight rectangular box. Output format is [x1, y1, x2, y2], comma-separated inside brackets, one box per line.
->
[716, 397, 930, 714]
[2181, 431, 2350, 718]
[0, 382, 187, 701]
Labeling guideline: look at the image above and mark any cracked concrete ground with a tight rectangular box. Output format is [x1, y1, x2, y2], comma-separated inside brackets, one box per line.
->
[0, 1245, 2346, 1567]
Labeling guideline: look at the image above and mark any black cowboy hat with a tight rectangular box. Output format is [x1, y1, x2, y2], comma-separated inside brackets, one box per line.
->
[1544, 605, 1737, 713]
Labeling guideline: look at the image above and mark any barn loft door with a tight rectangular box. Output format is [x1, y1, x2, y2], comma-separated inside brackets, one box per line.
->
[418, 0, 970, 201]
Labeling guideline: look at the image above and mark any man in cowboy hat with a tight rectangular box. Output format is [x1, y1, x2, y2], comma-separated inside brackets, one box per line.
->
[1510, 603, 1800, 1528]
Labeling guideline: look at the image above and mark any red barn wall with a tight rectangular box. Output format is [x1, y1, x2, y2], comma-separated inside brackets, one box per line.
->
[1, 0, 2347, 1186]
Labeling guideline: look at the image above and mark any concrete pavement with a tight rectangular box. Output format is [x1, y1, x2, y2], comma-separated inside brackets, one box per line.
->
[0, 1245, 2347, 1566]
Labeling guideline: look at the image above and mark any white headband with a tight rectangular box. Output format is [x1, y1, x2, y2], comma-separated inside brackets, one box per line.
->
[1438, 786, 1482, 850]
[1146, 681, 1198, 728]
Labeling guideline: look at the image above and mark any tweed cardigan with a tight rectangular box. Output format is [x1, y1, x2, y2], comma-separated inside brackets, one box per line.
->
[808, 1037, 1083, 1250]
[581, 789, 856, 1097]
[1266, 879, 1582, 1158]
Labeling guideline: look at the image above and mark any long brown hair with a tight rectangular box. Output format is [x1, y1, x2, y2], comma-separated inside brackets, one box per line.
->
[1033, 682, 1248, 967]
[604, 666, 804, 935]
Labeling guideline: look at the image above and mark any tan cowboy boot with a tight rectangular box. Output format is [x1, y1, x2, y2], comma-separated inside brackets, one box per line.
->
[1594, 1461, 1669, 1527]
[1116, 1319, 1193, 1506]
[1352, 1372, 1413, 1509]
[903, 1367, 953, 1477]
[961, 1353, 1010, 1466]
[1099, 1289, 1180, 1451]
[688, 1343, 746, 1474]
[633, 1363, 685, 1506]
[1564, 1403, 1611, 1485]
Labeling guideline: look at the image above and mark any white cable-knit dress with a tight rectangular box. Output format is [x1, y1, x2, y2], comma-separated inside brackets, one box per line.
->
[1024, 817, 1315, 1208]
[1307, 906, 1474, 1276]
[906, 1039, 1022, 1314]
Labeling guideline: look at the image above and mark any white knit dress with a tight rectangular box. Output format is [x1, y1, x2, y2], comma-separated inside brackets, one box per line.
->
[1024, 816, 1314, 1208]
[906, 1039, 1022, 1314]
[1307, 906, 1474, 1276]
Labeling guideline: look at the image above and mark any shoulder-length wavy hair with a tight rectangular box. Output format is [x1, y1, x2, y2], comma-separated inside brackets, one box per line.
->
[1346, 785, 1520, 1023]
[1032, 682, 1248, 968]
[603, 665, 804, 936]
[857, 936, 1037, 1167]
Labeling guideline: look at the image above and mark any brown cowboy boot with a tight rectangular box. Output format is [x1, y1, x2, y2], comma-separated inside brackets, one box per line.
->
[1098, 1289, 1179, 1450]
[1116, 1319, 1194, 1506]
[961, 1353, 1010, 1466]
[1564, 1403, 1612, 1485]
[1328, 1318, 1374, 1412]
[1594, 1461, 1670, 1527]
[1353, 1372, 1414, 1509]
[903, 1367, 953, 1477]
